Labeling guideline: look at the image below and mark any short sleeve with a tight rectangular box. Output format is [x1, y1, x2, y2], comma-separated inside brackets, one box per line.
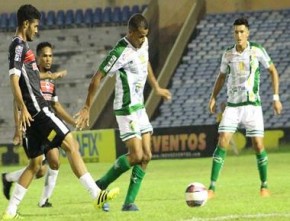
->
[9, 44, 25, 77]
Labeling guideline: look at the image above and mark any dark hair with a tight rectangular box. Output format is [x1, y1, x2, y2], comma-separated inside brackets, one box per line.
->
[36, 42, 52, 56]
[233, 17, 249, 28]
[17, 4, 41, 27]
[128, 13, 148, 32]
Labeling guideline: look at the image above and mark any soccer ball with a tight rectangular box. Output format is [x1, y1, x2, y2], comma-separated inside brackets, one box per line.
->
[185, 182, 208, 207]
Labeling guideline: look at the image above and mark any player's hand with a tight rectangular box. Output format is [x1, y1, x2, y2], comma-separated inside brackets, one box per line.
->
[54, 70, 67, 79]
[74, 106, 90, 130]
[20, 106, 33, 131]
[273, 100, 282, 115]
[208, 97, 216, 114]
[156, 88, 172, 101]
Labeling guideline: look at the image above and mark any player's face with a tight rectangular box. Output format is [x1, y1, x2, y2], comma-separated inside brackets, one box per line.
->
[128, 27, 149, 48]
[233, 25, 249, 48]
[38, 47, 53, 71]
[26, 19, 39, 42]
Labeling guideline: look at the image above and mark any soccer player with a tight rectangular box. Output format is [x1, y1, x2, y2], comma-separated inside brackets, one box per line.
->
[2, 42, 74, 208]
[75, 13, 171, 211]
[2, 4, 119, 220]
[207, 17, 283, 198]
[12, 69, 67, 146]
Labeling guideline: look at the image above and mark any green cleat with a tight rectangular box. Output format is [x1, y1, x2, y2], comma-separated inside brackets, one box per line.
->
[93, 187, 120, 209]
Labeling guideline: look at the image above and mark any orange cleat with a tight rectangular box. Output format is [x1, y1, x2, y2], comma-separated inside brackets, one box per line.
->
[207, 189, 215, 199]
[260, 188, 270, 197]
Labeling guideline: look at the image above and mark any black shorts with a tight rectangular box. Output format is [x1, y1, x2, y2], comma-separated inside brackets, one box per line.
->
[23, 107, 70, 159]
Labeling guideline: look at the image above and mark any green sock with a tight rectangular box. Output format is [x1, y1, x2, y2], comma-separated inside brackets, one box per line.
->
[97, 155, 131, 189]
[209, 146, 226, 191]
[256, 150, 268, 188]
[124, 165, 145, 205]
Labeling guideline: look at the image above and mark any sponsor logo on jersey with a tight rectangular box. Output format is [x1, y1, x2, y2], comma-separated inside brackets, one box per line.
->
[104, 55, 117, 72]
[14, 45, 23, 61]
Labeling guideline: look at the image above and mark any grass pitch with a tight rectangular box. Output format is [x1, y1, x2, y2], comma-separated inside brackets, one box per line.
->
[1, 149, 290, 221]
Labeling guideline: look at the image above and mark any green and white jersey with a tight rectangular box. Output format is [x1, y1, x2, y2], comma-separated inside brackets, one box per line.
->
[220, 41, 272, 106]
[99, 37, 149, 116]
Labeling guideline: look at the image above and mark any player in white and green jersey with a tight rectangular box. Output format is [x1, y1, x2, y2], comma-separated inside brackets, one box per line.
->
[207, 17, 282, 198]
[76, 13, 171, 211]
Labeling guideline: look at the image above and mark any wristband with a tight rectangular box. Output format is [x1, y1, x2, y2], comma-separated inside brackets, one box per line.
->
[273, 94, 280, 101]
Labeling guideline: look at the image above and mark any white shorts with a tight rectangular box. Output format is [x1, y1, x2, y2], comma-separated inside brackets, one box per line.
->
[116, 108, 153, 141]
[218, 105, 264, 137]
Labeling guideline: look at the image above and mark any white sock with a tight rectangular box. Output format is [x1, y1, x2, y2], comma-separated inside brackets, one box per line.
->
[79, 173, 100, 199]
[6, 183, 27, 215]
[39, 168, 59, 206]
[5, 168, 26, 182]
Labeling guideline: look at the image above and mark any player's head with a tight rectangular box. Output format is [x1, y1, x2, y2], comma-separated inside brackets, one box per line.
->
[17, 4, 40, 41]
[233, 17, 250, 47]
[36, 42, 53, 72]
[127, 13, 149, 48]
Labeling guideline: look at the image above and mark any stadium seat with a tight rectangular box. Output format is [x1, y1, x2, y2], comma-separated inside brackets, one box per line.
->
[75, 9, 84, 27]
[131, 5, 140, 16]
[112, 7, 122, 24]
[65, 9, 74, 28]
[0, 13, 8, 31]
[121, 6, 130, 24]
[46, 10, 56, 29]
[39, 11, 46, 29]
[84, 8, 93, 26]
[8, 13, 17, 31]
[93, 7, 102, 26]
[102, 7, 112, 25]
[56, 10, 65, 28]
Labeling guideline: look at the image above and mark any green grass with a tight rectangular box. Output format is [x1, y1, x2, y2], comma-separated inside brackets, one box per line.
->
[1, 150, 290, 221]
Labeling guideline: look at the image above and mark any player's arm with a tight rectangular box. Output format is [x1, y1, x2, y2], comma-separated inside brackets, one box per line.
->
[10, 75, 33, 129]
[268, 63, 282, 115]
[39, 70, 67, 80]
[75, 70, 104, 130]
[208, 72, 226, 114]
[147, 62, 171, 100]
[51, 101, 75, 126]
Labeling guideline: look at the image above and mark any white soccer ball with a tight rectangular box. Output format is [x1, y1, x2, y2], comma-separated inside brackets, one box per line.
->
[185, 182, 208, 207]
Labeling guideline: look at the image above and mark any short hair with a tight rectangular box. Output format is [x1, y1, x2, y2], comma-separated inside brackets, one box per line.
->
[36, 42, 52, 56]
[233, 17, 249, 29]
[128, 13, 148, 32]
[17, 4, 41, 27]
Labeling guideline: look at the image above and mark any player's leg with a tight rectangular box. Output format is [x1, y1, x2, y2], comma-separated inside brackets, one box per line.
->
[245, 106, 269, 196]
[208, 106, 238, 197]
[61, 132, 119, 208]
[208, 132, 232, 193]
[39, 149, 60, 207]
[2, 168, 25, 200]
[252, 136, 269, 197]
[122, 132, 151, 211]
[3, 156, 43, 218]
[96, 113, 143, 190]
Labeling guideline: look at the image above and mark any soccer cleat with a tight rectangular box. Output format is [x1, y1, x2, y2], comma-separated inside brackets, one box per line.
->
[102, 203, 110, 212]
[207, 189, 215, 199]
[93, 187, 120, 209]
[2, 173, 13, 200]
[260, 188, 270, 197]
[122, 203, 139, 211]
[2, 212, 23, 220]
[39, 199, 52, 208]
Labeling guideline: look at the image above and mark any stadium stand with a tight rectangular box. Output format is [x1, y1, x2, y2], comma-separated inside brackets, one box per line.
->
[151, 8, 290, 129]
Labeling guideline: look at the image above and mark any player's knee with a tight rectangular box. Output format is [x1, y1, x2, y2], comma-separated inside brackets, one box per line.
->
[129, 152, 143, 164]
[142, 152, 152, 163]
[35, 165, 47, 178]
[49, 160, 60, 170]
